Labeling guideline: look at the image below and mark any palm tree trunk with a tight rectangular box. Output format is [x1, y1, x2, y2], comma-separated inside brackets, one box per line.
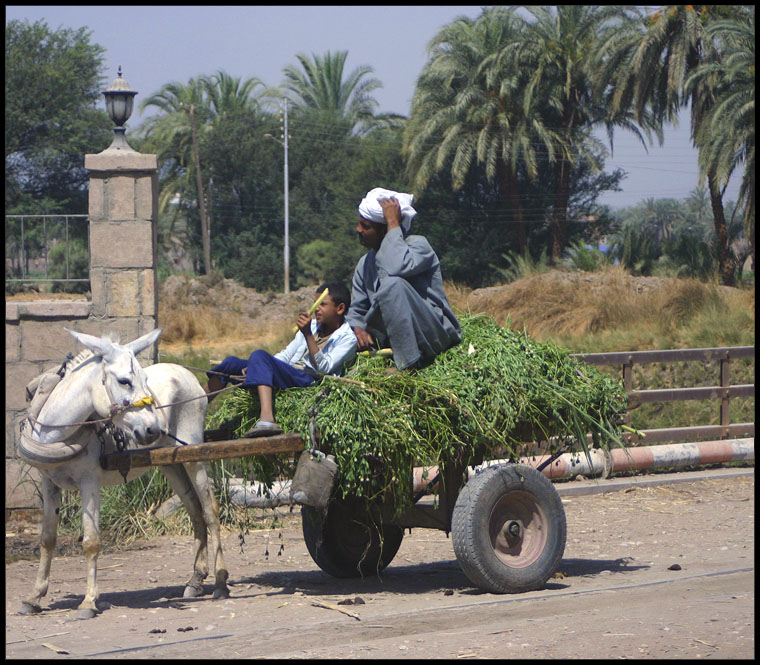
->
[188, 104, 211, 275]
[708, 170, 735, 286]
[551, 158, 571, 264]
[498, 161, 527, 256]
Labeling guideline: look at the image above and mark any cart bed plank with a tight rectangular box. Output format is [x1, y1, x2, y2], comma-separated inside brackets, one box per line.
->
[102, 433, 305, 470]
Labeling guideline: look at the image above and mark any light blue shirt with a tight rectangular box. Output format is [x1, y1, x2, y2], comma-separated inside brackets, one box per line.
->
[274, 320, 357, 377]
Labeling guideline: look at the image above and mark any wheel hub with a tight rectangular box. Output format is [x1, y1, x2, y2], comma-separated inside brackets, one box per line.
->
[504, 519, 523, 542]
[489, 490, 549, 569]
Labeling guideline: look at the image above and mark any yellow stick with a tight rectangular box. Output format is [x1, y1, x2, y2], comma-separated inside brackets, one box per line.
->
[293, 287, 329, 333]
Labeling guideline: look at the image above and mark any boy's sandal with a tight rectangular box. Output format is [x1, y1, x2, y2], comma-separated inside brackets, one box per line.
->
[243, 420, 283, 438]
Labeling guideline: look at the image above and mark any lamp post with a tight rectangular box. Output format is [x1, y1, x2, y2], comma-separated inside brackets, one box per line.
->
[264, 98, 290, 293]
[102, 66, 138, 152]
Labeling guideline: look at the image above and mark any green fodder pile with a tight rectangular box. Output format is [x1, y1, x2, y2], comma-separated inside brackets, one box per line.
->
[208, 313, 627, 515]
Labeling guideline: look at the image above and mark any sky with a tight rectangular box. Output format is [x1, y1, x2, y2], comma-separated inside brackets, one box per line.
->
[6, 5, 741, 209]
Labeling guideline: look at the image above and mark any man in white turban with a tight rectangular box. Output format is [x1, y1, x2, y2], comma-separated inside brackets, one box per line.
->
[347, 187, 462, 370]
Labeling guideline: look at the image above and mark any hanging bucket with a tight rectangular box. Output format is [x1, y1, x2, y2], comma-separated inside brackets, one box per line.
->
[290, 449, 338, 510]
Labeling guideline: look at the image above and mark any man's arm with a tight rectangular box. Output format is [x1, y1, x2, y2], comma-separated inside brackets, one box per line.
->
[346, 258, 376, 351]
[376, 198, 436, 277]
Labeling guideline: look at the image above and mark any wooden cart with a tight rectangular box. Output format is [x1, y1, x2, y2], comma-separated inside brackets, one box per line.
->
[102, 431, 567, 594]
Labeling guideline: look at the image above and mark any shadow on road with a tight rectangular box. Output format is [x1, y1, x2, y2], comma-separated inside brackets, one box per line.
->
[559, 556, 649, 577]
[32, 556, 651, 613]
[237, 559, 471, 597]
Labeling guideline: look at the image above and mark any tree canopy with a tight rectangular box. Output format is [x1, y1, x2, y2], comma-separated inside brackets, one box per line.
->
[5, 18, 112, 214]
[6, 9, 754, 290]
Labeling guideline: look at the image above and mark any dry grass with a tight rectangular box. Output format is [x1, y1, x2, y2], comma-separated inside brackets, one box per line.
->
[159, 305, 293, 360]
[460, 267, 754, 350]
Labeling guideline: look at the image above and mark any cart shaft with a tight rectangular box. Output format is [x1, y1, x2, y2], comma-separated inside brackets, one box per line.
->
[101, 433, 305, 470]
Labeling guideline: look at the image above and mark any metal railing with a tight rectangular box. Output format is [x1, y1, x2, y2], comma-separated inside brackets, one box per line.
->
[573, 346, 755, 444]
[5, 214, 89, 286]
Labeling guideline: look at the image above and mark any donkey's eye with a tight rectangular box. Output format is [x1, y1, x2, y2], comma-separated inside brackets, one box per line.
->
[117, 378, 133, 387]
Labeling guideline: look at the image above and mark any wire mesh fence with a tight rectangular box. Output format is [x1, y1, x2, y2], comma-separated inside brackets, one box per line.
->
[5, 214, 89, 293]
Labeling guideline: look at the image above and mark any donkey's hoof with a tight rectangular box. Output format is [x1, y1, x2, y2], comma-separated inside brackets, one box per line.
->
[77, 607, 98, 620]
[183, 585, 203, 598]
[18, 602, 42, 615]
[212, 585, 230, 600]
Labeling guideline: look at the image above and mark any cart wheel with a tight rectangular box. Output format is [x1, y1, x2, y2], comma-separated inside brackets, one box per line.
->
[302, 497, 404, 578]
[452, 463, 566, 593]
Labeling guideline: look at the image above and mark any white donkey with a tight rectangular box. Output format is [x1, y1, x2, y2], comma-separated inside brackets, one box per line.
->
[17, 327, 229, 619]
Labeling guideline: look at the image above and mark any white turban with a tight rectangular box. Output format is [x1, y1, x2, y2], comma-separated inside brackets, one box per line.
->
[358, 187, 417, 235]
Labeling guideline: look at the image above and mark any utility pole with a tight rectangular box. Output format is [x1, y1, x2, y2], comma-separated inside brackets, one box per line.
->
[282, 99, 290, 294]
[264, 98, 290, 293]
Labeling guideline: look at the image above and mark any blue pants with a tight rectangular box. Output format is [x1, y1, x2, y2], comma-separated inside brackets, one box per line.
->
[209, 350, 316, 390]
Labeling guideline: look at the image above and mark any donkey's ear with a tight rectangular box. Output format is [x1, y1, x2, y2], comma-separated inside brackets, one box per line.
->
[65, 327, 116, 359]
[125, 328, 162, 356]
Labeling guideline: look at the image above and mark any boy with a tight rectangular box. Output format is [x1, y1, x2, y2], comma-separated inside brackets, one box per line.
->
[205, 281, 357, 437]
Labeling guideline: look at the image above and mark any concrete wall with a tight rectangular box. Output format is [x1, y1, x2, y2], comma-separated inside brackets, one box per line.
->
[5, 147, 159, 519]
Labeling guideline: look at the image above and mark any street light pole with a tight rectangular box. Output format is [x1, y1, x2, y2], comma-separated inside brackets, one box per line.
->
[282, 99, 289, 294]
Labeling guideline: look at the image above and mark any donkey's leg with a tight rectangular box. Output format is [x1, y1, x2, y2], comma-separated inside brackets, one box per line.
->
[19, 476, 61, 614]
[183, 461, 229, 599]
[161, 464, 210, 598]
[77, 480, 101, 619]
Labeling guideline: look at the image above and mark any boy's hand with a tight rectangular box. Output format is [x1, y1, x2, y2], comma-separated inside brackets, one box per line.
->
[353, 326, 375, 350]
[297, 312, 313, 337]
[378, 197, 401, 230]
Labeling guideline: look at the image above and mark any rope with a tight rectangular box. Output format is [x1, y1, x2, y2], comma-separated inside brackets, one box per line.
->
[161, 360, 241, 379]
[153, 383, 237, 409]
[25, 411, 115, 429]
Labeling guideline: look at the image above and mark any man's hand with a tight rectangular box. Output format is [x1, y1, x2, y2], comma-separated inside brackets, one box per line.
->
[378, 197, 402, 230]
[297, 312, 313, 337]
[353, 326, 375, 351]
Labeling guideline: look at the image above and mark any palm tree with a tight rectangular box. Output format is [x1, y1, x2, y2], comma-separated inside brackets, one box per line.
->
[403, 7, 557, 256]
[139, 77, 208, 256]
[686, 11, 755, 271]
[514, 5, 655, 263]
[280, 51, 383, 134]
[601, 5, 750, 285]
[139, 72, 264, 274]
[203, 69, 265, 117]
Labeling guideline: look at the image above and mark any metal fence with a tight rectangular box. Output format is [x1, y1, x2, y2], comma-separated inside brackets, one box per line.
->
[5, 214, 89, 287]
[573, 346, 755, 444]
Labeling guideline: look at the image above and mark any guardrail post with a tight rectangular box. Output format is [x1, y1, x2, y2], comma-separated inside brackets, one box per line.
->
[720, 357, 730, 435]
[622, 359, 634, 428]
[622, 359, 634, 393]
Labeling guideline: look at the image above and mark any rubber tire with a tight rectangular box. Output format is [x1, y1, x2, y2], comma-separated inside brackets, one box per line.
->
[302, 497, 404, 578]
[452, 463, 566, 593]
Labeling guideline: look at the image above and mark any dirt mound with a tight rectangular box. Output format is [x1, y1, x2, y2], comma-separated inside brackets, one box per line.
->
[158, 275, 327, 354]
[463, 268, 748, 338]
[161, 274, 319, 323]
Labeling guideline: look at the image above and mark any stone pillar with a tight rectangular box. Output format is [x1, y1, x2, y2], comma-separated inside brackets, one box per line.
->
[84, 148, 160, 363]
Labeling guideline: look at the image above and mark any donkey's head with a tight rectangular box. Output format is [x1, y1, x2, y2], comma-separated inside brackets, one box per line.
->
[65, 328, 163, 446]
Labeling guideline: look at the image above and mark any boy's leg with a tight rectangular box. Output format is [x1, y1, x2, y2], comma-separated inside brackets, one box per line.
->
[205, 356, 247, 402]
[257, 385, 274, 423]
[243, 351, 315, 436]
[205, 374, 224, 398]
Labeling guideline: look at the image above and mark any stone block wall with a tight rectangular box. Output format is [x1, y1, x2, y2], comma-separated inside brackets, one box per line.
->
[5, 147, 159, 518]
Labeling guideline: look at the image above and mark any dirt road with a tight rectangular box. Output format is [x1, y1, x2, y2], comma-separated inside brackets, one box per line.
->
[5, 472, 754, 659]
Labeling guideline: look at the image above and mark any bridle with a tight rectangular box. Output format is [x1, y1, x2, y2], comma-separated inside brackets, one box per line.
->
[25, 359, 159, 431]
